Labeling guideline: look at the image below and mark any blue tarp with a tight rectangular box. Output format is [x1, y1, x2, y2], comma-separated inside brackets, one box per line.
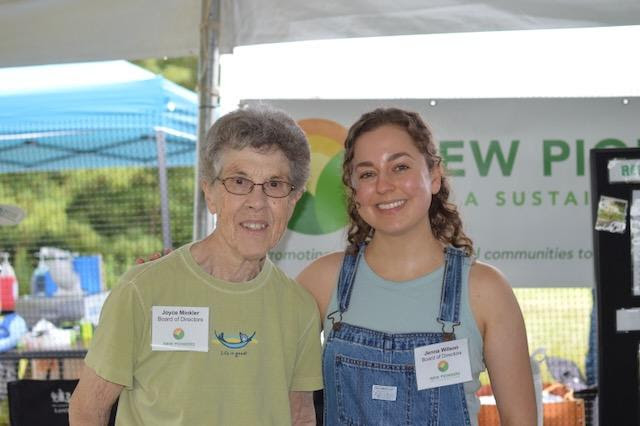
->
[0, 61, 198, 173]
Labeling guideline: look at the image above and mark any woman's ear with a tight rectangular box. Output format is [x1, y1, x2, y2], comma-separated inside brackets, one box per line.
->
[430, 162, 443, 195]
[202, 179, 217, 215]
[284, 188, 304, 222]
[291, 188, 304, 204]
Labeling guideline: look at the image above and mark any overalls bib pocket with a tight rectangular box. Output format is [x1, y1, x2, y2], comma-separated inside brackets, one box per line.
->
[335, 353, 436, 425]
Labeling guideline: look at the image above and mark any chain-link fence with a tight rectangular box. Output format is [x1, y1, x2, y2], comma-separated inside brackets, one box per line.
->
[0, 111, 196, 424]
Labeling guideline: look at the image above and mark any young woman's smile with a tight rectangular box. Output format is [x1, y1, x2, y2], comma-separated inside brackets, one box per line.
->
[351, 125, 441, 236]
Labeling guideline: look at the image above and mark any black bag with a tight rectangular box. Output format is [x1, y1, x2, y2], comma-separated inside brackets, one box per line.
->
[7, 379, 117, 426]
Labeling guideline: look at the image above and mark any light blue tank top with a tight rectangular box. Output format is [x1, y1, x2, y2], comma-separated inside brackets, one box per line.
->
[322, 254, 485, 425]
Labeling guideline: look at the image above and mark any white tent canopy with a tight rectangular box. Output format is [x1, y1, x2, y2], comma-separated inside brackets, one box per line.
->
[220, 0, 640, 53]
[1, 0, 640, 67]
[0, 0, 201, 67]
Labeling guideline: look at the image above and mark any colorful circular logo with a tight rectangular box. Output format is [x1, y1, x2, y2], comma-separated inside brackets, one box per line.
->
[173, 328, 185, 340]
[288, 119, 348, 235]
[438, 360, 449, 372]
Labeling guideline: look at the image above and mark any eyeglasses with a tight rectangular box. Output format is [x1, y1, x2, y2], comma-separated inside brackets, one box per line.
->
[217, 176, 296, 198]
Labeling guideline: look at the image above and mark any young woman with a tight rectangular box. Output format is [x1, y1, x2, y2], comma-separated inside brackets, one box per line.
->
[297, 108, 536, 425]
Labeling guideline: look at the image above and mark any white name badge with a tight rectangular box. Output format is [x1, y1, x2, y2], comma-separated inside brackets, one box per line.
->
[151, 306, 209, 352]
[414, 338, 473, 390]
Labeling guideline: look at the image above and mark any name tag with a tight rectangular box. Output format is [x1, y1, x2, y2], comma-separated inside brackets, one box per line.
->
[151, 306, 209, 352]
[372, 385, 397, 401]
[414, 338, 472, 390]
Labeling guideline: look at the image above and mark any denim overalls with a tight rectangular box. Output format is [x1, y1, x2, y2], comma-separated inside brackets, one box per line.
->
[322, 245, 472, 426]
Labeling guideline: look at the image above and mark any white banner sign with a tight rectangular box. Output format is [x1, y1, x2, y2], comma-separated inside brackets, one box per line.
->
[249, 98, 640, 287]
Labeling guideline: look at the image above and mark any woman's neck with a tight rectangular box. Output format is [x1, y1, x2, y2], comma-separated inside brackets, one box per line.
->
[190, 235, 264, 282]
[365, 226, 445, 282]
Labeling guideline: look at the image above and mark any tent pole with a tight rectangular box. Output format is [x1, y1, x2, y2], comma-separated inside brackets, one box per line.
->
[193, 0, 220, 240]
[155, 130, 173, 250]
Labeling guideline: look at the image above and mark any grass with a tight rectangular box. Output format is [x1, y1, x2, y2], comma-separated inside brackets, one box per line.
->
[0, 399, 7, 426]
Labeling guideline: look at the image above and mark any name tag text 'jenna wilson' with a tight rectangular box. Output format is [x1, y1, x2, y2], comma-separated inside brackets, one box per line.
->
[414, 338, 472, 390]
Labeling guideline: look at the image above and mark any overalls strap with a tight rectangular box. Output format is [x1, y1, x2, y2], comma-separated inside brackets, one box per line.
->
[437, 246, 468, 335]
[336, 243, 366, 313]
[326, 243, 365, 329]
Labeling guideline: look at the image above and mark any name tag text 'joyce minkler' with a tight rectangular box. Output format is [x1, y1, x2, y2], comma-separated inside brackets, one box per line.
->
[151, 306, 209, 352]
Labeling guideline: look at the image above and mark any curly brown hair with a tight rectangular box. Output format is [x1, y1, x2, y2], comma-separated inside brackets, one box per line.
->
[342, 107, 473, 255]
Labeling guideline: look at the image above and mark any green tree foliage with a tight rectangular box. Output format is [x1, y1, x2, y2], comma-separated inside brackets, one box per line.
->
[0, 167, 194, 293]
[132, 57, 198, 91]
[0, 59, 198, 297]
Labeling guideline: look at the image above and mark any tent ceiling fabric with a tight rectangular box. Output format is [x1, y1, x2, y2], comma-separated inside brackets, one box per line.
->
[1, 1, 640, 66]
[219, 0, 640, 53]
[0, 0, 201, 67]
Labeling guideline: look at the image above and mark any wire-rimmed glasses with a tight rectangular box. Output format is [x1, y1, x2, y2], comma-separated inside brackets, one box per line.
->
[217, 176, 296, 198]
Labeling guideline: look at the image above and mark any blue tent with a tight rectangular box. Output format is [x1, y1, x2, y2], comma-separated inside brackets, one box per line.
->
[0, 61, 197, 173]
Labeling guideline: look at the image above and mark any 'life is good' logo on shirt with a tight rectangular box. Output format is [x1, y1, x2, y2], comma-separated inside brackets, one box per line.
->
[214, 330, 257, 358]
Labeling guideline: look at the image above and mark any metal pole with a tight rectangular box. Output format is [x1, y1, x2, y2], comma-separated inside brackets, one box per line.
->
[155, 130, 172, 250]
[193, 0, 220, 240]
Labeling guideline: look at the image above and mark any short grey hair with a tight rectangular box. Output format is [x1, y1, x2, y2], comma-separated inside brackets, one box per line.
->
[199, 106, 311, 191]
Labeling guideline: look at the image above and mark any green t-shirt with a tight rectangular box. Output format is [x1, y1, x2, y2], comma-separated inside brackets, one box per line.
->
[85, 243, 323, 425]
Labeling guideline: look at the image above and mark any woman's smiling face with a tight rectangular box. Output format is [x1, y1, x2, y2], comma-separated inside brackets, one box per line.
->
[203, 147, 301, 263]
[351, 124, 441, 238]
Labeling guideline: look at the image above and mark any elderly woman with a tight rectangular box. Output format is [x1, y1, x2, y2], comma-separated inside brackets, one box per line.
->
[70, 107, 323, 425]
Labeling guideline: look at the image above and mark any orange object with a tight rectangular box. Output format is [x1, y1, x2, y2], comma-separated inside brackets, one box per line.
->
[478, 400, 585, 426]
[477, 383, 586, 426]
